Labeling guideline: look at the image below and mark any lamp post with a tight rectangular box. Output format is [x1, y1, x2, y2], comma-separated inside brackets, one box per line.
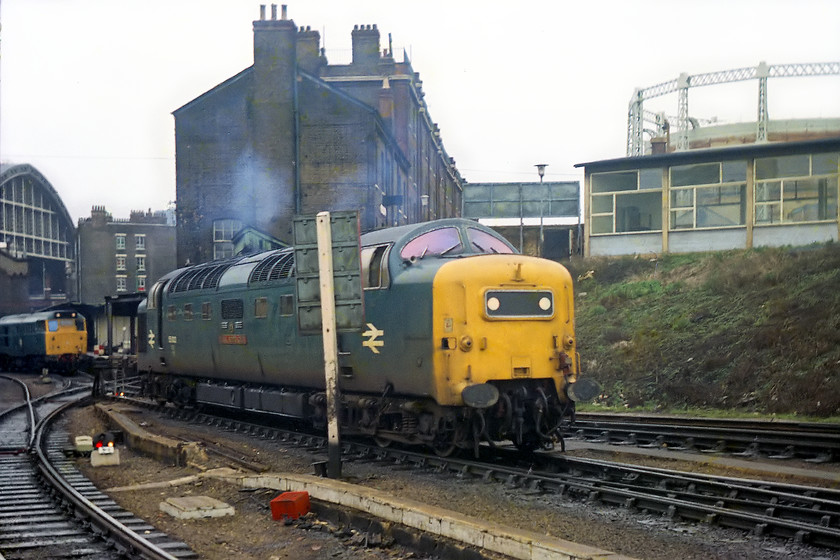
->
[535, 164, 547, 257]
[420, 194, 429, 222]
[518, 183, 523, 252]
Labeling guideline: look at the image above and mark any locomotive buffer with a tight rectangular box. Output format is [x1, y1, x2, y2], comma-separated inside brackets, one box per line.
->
[293, 211, 364, 479]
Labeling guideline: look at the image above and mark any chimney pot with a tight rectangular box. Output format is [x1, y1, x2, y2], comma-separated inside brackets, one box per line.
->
[281, 4, 287, 20]
[271, 4, 277, 19]
[259, 5, 266, 20]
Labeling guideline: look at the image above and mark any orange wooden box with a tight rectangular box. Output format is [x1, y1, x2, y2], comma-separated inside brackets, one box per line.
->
[270, 491, 310, 520]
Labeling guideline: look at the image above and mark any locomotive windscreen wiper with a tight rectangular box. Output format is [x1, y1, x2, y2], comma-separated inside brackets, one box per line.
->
[440, 243, 460, 255]
[471, 241, 499, 254]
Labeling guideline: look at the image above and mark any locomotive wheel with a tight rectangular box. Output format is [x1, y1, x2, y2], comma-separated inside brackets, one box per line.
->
[431, 428, 459, 457]
[432, 440, 456, 457]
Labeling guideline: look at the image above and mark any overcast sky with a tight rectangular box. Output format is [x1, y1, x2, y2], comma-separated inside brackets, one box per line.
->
[1, 0, 838, 222]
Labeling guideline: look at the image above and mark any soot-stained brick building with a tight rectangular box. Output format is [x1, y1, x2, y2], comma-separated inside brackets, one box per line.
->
[175, 5, 463, 265]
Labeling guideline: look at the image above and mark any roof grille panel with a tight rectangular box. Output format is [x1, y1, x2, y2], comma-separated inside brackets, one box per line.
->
[249, 249, 295, 284]
[203, 264, 232, 290]
[269, 253, 295, 281]
[250, 253, 284, 283]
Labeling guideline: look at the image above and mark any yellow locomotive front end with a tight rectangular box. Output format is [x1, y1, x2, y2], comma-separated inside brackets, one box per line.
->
[44, 311, 88, 372]
[431, 254, 587, 450]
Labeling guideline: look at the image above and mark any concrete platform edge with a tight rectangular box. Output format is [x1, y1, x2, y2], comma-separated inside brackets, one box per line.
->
[94, 402, 637, 560]
[209, 471, 637, 560]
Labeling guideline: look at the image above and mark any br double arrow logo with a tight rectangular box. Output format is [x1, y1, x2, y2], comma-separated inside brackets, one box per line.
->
[362, 323, 384, 354]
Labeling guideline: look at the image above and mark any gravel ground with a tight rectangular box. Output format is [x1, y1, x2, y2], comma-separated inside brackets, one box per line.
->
[59, 401, 840, 560]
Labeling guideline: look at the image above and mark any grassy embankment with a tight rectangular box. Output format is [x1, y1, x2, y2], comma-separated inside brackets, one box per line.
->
[565, 242, 840, 419]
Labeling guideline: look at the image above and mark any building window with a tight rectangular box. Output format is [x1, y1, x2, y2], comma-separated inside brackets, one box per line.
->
[116, 255, 127, 271]
[135, 234, 146, 251]
[590, 169, 662, 234]
[115, 234, 126, 250]
[754, 152, 839, 225]
[136, 256, 146, 271]
[213, 219, 242, 260]
[670, 161, 747, 230]
[116, 276, 127, 292]
[137, 276, 146, 292]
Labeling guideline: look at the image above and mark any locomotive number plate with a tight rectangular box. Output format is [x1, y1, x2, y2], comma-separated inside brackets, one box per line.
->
[219, 334, 248, 345]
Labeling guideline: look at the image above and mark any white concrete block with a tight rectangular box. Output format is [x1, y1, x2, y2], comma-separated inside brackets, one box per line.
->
[75, 435, 93, 454]
[90, 447, 121, 467]
[159, 496, 235, 519]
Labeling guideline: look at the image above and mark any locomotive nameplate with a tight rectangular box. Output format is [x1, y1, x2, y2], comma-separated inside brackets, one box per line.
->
[219, 334, 248, 345]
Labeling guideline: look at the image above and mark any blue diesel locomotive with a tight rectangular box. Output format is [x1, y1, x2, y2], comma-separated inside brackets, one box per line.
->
[0, 310, 88, 374]
[138, 219, 593, 454]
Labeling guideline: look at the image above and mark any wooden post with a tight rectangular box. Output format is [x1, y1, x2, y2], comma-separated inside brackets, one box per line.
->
[316, 211, 342, 478]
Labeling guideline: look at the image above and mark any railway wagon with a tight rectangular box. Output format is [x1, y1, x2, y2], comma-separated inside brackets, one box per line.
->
[0, 310, 88, 374]
[138, 219, 593, 454]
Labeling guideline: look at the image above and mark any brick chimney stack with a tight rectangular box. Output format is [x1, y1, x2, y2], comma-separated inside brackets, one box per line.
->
[351, 24, 380, 69]
[252, 4, 298, 239]
[296, 26, 324, 73]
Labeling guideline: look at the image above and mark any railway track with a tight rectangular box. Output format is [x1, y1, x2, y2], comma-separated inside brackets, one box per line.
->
[102, 371, 840, 464]
[128, 398, 840, 551]
[0, 375, 196, 560]
[572, 412, 840, 462]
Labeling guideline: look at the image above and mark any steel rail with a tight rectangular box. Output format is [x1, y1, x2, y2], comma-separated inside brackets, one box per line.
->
[106, 394, 840, 549]
[0, 375, 36, 453]
[545, 455, 840, 529]
[143, 399, 840, 550]
[33, 396, 183, 560]
[572, 413, 840, 461]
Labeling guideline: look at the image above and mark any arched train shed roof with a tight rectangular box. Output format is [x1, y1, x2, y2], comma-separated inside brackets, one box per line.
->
[0, 163, 76, 262]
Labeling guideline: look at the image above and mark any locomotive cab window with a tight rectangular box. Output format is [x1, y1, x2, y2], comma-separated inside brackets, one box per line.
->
[467, 228, 515, 254]
[201, 302, 212, 320]
[361, 244, 390, 289]
[184, 304, 194, 321]
[167, 305, 177, 321]
[399, 227, 463, 260]
[147, 281, 164, 310]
